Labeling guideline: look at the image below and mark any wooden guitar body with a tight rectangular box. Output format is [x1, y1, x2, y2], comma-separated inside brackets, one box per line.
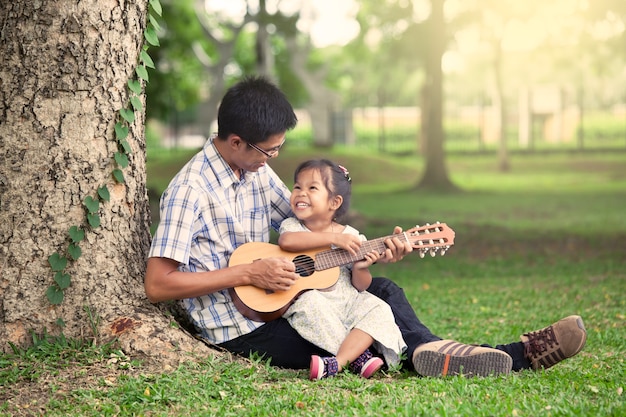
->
[229, 222, 455, 321]
[229, 242, 339, 321]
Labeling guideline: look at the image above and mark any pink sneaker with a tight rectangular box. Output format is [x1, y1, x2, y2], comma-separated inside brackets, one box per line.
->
[309, 355, 339, 380]
[349, 349, 385, 378]
[359, 356, 384, 379]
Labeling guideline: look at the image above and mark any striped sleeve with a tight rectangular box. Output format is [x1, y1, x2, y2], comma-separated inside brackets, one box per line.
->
[149, 183, 199, 264]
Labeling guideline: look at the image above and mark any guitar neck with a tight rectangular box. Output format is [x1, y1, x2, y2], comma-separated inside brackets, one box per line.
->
[314, 234, 407, 271]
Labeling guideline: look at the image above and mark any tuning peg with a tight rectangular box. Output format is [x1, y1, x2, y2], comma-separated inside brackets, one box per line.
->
[419, 250, 426, 259]
[430, 248, 436, 257]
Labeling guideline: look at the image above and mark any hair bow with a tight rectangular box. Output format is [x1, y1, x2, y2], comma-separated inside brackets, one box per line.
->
[338, 164, 351, 183]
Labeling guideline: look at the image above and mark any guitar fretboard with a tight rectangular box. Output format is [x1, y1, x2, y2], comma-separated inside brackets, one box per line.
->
[314, 234, 409, 271]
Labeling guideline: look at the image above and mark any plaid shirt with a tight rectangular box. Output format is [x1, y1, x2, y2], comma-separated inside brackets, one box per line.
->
[149, 135, 292, 344]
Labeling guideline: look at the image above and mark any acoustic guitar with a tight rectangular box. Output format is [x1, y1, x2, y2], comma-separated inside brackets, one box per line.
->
[229, 222, 455, 322]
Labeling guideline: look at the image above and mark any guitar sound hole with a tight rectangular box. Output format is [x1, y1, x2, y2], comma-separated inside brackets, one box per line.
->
[293, 254, 315, 277]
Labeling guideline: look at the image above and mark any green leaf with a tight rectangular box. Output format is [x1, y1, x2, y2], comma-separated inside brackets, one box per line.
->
[148, 14, 161, 31]
[115, 122, 129, 140]
[144, 27, 160, 46]
[87, 213, 101, 228]
[120, 139, 132, 154]
[84, 196, 99, 214]
[55, 317, 66, 328]
[54, 271, 71, 289]
[128, 79, 142, 94]
[140, 50, 155, 68]
[48, 253, 67, 272]
[130, 95, 143, 111]
[135, 65, 149, 82]
[69, 226, 84, 243]
[115, 151, 129, 168]
[120, 108, 135, 124]
[68, 243, 82, 261]
[98, 185, 110, 202]
[113, 169, 125, 184]
[46, 285, 64, 305]
[149, 0, 162, 17]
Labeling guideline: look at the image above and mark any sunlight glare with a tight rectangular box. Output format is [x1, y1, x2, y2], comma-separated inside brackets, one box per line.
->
[502, 0, 582, 51]
[298, 0, 360, 47]
[204, 0, 359, 47]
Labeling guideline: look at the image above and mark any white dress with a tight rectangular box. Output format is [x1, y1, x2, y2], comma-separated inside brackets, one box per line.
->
[280, 217, 407, 366]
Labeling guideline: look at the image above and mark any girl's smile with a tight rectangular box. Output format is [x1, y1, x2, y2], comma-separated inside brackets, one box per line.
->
[290, 168, 341, 231]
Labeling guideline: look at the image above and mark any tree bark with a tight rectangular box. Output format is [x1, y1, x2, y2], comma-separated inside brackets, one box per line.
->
[0, 0, 211, 364]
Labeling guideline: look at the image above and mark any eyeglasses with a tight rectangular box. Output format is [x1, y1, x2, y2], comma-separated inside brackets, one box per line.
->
[247, 139, 285, 159]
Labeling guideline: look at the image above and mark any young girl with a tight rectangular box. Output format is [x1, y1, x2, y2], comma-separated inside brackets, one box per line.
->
[279, 159, 407, 380]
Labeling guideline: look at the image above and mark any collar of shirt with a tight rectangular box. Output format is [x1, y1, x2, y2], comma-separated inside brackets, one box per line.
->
[204, 134, 256, 190]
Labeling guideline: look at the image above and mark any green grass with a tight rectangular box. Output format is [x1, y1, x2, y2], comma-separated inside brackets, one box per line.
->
[2, 150, 625, 416]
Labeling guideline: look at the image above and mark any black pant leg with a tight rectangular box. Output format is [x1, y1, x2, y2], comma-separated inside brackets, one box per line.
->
[218, 317, 331, 369]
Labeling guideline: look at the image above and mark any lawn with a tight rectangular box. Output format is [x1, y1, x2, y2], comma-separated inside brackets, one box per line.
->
[1, 149, 625, 416]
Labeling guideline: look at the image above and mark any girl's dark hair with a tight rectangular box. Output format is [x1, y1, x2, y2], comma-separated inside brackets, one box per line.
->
[294, 159, 352, 221]
[217, 76, 298, 144]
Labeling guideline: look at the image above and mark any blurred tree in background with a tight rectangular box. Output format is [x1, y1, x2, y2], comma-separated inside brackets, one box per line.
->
[146, 0, 626, 185]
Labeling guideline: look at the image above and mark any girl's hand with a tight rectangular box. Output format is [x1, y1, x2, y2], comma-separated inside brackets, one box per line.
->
[332, 234, 362, 256]
[353, 250, 382, 270]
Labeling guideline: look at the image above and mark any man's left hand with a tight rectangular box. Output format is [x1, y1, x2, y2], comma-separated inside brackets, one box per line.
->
[378, 226, 413, 264]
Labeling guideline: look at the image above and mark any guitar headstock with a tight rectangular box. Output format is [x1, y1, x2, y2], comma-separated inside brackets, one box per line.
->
[404, 222, 455, 258]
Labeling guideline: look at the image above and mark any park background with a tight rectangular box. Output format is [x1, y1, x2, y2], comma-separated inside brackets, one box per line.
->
[1, 0, 625, 416]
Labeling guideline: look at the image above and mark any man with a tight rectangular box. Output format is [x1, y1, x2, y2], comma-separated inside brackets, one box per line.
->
[145, 76, 586, 377]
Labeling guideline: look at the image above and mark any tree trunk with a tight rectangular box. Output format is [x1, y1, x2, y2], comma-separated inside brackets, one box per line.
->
[0, 0, 211, 365]
[492, 39, 510, 172]
[194, 4, 250, 136]
[416, 0, 457, 191]
[255, 0, 276, 81]
[286, 37, 337, 147]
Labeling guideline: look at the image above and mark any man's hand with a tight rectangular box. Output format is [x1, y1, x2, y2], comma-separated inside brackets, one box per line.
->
[377, 226, 413, 264]
[248, 257, 298, 291]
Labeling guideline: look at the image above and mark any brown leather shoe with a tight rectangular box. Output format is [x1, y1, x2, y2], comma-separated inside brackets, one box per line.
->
[412, 340, 512, 377]
[521, 315, 587, 370]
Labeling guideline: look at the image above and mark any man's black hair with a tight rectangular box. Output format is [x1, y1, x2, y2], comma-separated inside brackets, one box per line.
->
[217, 76, 298, 144]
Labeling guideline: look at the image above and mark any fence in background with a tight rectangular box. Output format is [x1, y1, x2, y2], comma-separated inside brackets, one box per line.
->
[288, 105, 626, 154]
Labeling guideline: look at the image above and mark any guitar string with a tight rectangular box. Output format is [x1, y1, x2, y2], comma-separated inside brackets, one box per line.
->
[315, 225, 448, 270]
[316, 234, 408, 270]
[296, 225, 449, 272]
